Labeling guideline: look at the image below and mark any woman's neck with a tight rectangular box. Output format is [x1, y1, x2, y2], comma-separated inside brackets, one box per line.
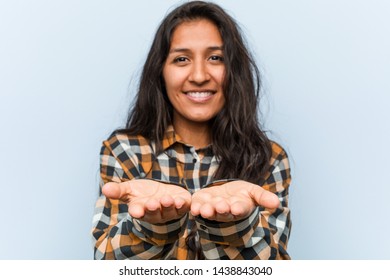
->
[173, 118, 211, 149]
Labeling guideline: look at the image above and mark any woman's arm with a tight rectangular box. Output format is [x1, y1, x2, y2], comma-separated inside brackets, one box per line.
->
[91, 135, 189, 259]
[193, 142, 291, 259]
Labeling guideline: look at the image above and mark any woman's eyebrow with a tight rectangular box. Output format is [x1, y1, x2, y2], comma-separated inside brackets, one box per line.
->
[169, 45, 223, 53]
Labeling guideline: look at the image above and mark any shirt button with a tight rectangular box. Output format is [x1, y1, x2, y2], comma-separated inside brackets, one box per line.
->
[192, 158, 197, 163]
[199, 225, 207, 230]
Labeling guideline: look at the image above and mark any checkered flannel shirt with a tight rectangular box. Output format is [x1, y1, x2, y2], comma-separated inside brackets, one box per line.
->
[92, 125, 292, 259]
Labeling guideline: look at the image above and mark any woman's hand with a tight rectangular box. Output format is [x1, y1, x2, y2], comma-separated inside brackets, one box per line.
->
[191, 181, 280, 222]
[102, 180, 191, 224]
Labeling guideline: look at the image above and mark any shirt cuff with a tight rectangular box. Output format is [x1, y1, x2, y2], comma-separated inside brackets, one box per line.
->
[127, 214, 188, 246]
[195, 207, 260, 247]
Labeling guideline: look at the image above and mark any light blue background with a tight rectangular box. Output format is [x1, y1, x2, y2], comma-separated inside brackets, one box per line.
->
[1, 0, 389, 259]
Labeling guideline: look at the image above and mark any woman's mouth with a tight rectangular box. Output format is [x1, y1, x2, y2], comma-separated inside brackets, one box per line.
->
[185, 91, 215, 102]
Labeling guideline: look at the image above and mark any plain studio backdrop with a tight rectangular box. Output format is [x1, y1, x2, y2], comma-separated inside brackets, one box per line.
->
[0, 0, 389, 259]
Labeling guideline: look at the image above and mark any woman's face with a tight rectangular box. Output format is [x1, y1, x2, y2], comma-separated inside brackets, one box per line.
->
[163, 19, 225, 128]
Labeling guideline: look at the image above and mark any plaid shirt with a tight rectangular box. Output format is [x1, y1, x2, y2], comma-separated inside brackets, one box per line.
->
[92, 126, 292, 260]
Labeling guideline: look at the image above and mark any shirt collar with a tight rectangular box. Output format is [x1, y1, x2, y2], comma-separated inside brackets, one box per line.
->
[161, 125, 215, 165]
[161, 125, 182, 151]
[161, 124, 213, 152]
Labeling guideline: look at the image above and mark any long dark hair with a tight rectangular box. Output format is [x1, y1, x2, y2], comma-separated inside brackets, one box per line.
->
[119, 0, 273, 260]
[121, 1, 272, 184]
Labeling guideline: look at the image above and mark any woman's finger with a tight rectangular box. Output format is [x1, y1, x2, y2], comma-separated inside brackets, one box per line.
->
[128, 203, 145, 219]
[190, 201, 202, 216]
[175, 197, 190, 216]
[249, 185, 280, 209]
[143, 198, 162, 222]
[199, 203, 215, 219]
[214, 199, 230, 215]
[160, 195, 178, 220]
[102, 181, 132, 201]
[230, 200, 251, 217]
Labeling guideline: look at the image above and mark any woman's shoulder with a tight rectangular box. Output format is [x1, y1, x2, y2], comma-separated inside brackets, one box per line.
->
[103, 131, 152, 149]
[101, 131, 155, 159]
[263, 140, 291, 185]
[100, 131, 155, 176]
[269, 140, 290, 166]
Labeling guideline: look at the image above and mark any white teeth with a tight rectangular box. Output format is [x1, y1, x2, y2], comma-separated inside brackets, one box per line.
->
[187, 92, 213, 97]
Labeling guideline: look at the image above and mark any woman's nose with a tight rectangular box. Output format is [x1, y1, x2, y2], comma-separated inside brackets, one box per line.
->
[188, 61, 210, 84]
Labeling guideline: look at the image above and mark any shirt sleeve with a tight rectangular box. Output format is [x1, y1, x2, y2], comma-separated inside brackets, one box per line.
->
[91, 135, 188, 259]
[195, 142, 292, 259]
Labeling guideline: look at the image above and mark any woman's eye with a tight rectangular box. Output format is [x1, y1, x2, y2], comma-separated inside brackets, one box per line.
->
[209, 55, 224, 61]
[174, 57, 188, 63]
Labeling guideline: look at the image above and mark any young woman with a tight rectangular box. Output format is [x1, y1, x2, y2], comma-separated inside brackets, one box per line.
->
[92, 1, 291, 260]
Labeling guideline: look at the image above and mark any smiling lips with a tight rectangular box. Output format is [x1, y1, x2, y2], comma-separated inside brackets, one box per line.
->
[185, 91, 215, 102]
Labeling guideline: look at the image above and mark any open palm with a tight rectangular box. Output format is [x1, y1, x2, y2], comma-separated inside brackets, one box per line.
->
[191, 180, 280, 222]
[102, 179, 192, 224]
